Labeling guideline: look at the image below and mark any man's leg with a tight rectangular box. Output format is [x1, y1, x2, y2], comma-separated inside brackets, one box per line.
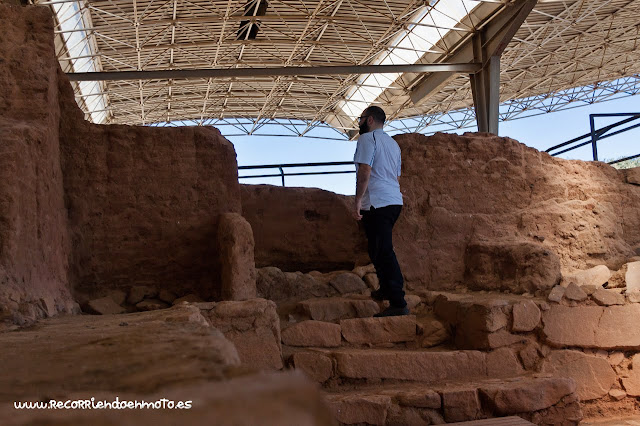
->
[361, 208, 390, 299]
[373, 205, 405, 308]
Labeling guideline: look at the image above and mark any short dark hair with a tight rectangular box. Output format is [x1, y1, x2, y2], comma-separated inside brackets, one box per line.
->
[364, 106, 386, 124]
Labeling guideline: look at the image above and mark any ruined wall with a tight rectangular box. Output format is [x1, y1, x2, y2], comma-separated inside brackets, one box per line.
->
[241, 185, 367, 272]
[396, 132, 640, 290]
[0, 4, 242, 325]
[0, 5, 75, 325]
[241, 133, 640, 293]
[58, 72, 241, 301]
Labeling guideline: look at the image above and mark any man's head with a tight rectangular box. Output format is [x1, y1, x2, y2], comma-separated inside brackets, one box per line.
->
[358, 106, 386, 135]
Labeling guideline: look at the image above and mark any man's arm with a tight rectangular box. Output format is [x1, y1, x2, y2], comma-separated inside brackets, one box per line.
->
[354, 163, 371, 220]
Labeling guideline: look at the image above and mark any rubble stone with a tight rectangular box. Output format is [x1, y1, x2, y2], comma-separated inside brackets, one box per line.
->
[87, 297, 126, 315]
[300, 297, 379, 321]
[542, 350, 616, 400]
[107, 290, 127, 305]
[627, 261, 640, 292]
[136, 299, 169, 311]
[562, 265, 611, 288]
[512, 300, 541, 332]
[363, 273, 379, 290]
[127, 286, 158, 305]
[329, 273, 367, 295]
[548, 286, 565, 303]
[418, 316, 450, 348]
[172, 294, 204, 305]
[442, 389, 481, 423]
[591, 287, 625, 306]
[291, 351, 333, 383]
[158, 289, 177, 304]
[564, 282, 588, 301]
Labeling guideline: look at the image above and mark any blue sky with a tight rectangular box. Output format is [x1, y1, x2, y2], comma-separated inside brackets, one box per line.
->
[229, 95, 640, 195]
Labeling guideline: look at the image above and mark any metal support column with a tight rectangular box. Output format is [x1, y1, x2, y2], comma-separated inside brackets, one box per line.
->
[469, 0, 537, 135]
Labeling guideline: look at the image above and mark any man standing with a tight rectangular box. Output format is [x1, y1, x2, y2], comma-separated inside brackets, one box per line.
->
[353, 106, 408, 317]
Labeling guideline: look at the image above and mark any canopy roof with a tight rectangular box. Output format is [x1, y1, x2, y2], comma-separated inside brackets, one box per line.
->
[42, 0, 640, 136]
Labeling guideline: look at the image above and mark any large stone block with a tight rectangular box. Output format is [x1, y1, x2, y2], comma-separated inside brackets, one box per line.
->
[325, 394, 391, 426]
[333, 349, 497, 382]
[291, 351, 334, 383]
[541, 350, 616, 401]
[218, 213, 256, 301]
[199, 299, 283, 370]
[0, 305, 240, 401]
[300, 297, 379, 321]
[479, 375, 576, 415]
[282, 320, 341, 347]
[542, 304, 640, 349]
[340, 316, 416, 344]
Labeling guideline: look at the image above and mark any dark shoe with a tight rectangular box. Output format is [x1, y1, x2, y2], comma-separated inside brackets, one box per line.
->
[370, 289, 388, 301]
[374, 305, 409, 317]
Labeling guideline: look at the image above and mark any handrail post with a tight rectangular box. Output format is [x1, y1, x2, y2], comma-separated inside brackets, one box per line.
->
[279, 167, 285, 186]
[589, 114, 599, 161]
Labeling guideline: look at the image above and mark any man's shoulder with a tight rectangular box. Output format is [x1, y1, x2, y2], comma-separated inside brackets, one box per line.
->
[357, 131, 376, 144]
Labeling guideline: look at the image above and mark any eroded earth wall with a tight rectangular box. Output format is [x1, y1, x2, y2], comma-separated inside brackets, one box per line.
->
[0, 4, 242, 324]
[58, 75, 241, 300]
[395, 132, 640, 290]
[0, 6, 75, 325]
[241, 184, 368, 272]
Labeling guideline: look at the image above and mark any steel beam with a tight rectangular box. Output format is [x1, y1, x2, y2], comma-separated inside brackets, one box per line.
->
[471, 0, 537, 134]
[66, 63, 481, 81]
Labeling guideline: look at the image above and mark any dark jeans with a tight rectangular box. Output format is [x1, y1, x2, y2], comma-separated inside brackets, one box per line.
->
[361, 205, 406, 308]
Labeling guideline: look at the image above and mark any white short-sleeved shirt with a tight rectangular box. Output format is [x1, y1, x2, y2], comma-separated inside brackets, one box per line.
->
[353, 128, 403, 210]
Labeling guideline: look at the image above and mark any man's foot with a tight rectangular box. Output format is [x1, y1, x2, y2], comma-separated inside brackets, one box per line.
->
[374, 305, 409, 317]
[370, 289, 388, 301]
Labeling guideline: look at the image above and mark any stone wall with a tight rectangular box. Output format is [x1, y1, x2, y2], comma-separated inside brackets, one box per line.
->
[239, 133, 640, 294]
[0, 5, 75, 325]
[241, 184, 367, 272]
[395, 132, 640, 290]
[59, 75, 241, 300]
[0, 4, 242, 325]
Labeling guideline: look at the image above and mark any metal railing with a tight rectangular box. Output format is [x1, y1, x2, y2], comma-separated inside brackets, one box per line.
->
[238, 161, 354, 187]
[546, 113, 640, 164]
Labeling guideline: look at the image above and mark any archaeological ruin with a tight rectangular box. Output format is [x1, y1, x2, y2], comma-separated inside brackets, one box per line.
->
[2, 2, 640, 425]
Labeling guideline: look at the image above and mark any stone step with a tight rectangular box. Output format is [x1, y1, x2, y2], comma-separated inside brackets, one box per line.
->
[298, 296, 381, 321]
[281, 314, 452, 351]
[290, 346, 526, 386]
[429, 291, 545, 350]
[323, 374, 581, 425]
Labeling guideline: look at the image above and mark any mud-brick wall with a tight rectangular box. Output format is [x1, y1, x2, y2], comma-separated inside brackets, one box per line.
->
[241, 185, 368, 272]
[59, 85, 242, 299]
[0, 5, 75, 325]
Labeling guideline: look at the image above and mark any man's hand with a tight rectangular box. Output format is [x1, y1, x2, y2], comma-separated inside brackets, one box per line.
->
[353, 197, 363, 220]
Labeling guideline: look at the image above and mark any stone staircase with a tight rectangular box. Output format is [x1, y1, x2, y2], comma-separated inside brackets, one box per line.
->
[275, 289, 583, 425]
